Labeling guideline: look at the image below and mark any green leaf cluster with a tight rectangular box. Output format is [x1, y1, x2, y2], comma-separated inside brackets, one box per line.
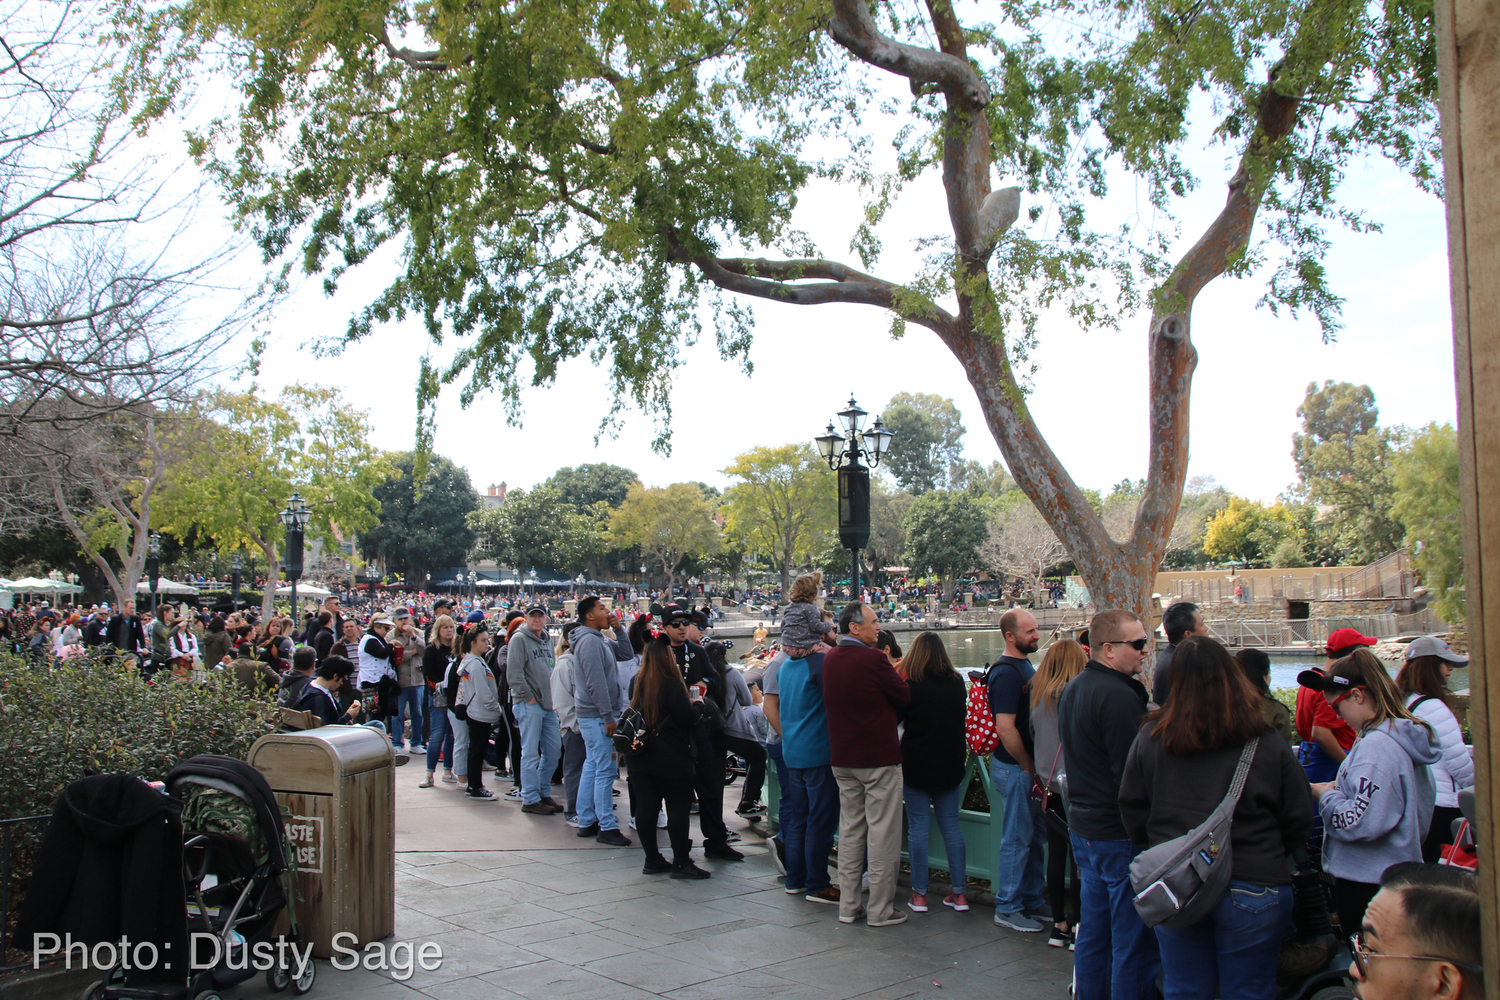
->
[1391, 422, 1462, 623]
[720, 443, 835, 593]
[467, 486, 602, 575]
[356, 451, 480, 582]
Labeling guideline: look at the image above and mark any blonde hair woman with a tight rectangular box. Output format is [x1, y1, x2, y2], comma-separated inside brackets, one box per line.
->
[1299, 648, 1439, 932]
[419, 614, 461, 787]
[1029, 638, 1087, 947]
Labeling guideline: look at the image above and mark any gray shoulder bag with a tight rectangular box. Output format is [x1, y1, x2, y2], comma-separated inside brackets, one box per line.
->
[1129, 736, 1260, 929]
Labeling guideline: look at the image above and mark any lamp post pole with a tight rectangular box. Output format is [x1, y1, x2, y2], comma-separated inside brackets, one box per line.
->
[279, 493, 311, 620]
[230, 552, 243, 611]
[146, 531, 162, 616]
[815, 396, 894, 604]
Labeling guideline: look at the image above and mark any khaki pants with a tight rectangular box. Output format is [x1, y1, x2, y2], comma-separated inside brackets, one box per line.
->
[833, 764, 904, 921]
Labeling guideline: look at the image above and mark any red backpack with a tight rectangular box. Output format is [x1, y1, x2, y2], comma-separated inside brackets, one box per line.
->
[965, 668, 1000, 755]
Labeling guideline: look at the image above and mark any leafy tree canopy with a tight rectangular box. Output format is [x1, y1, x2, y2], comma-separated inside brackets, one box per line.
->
[541, 464, 641, 512]
[720, 443, 835, 595]
[357, 452, 479, 584]
[1202, 496, 1304, 567]
[467, 486, 601, 576]
[1392, 423, 1463, 624]
[903, 489, 990, 599]
[881, 393, 967, 495]
[608, 482, 721, 583]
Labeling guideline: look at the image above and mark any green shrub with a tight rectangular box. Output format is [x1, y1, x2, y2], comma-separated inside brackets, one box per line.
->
[1272, 686, 1299, 714]
[0, 651, 278, 961]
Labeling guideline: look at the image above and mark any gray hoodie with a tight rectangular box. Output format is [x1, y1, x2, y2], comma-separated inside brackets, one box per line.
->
[1320, 717, 1441, 883]
[456, 653, 502, 725]
[571, 625, 635, 724]
[551, 652, 578, 732]
[506, 625, 555, 711]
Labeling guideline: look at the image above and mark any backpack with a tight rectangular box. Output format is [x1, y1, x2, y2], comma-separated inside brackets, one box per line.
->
[1129, 736, 1259, 929]
[612, 706, 652, 758]
[965, 668, 1001, 755]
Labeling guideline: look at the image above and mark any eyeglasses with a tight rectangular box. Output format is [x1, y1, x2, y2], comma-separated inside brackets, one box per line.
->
[1349, 932, 1484, 982]
[1104, 638, 1150, 651]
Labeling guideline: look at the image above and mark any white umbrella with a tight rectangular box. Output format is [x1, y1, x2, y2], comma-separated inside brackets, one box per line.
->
[136, 578, 201, 595]
[10, 577, 56, 591]
[275, 582, 332, 597]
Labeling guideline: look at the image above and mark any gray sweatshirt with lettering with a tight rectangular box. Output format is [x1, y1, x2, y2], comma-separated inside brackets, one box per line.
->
[1320, 717, 1441, 883]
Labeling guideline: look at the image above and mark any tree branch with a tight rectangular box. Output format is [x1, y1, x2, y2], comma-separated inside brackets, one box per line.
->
[376, 26, 460, 72]
[826, 0, 990, 111]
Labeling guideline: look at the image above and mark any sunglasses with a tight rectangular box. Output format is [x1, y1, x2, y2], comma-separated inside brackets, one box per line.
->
[1349, 932, 1483, 982]
[1104, 638, 1150, 651]
[1328, 686, 1366, 709]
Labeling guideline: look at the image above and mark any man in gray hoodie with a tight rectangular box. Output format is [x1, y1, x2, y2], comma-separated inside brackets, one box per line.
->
[571, 596, 637, 847]
[507, 606, 562, 815]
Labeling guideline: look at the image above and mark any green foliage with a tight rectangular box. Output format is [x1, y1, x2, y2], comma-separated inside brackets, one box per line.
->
[467, 486, 601, 575]
[607, 482, 721, 582]
[880, 393, 968, 495]
[1202, 497, 1304, 566]
[154, 387, 393, 618]
[356, 452, 479, 583]
[1392, 423, 1463, 624]
[1291, 381, 1405, 563]
[0, 651, 278, 921]
[904, 490, 991, 598]
[541, 464, 641, 512]
[866, 479, 916, 573]
[720, 444, 835, 594]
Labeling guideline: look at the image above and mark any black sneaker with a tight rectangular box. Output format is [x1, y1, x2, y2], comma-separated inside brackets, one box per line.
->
[576, 823, 601, 838]
[703, 841, 744, 862]
[671, 862, 712, 880]
[642, 856, 673, 875]
[735, 801, 767, 818]
[596, 829, 632, 848]
[466, 788, 496, 800]
[769, 836, 788, 876]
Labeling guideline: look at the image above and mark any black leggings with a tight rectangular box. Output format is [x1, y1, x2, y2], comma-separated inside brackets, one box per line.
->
[1422, 805, 1463, 863]
[1332, 877, 1380, 935]
[1044, 794, 1080, 926]
[629, 771, 694, 864]
[722, 735, 767, 803]
[466, 719, 493, 793]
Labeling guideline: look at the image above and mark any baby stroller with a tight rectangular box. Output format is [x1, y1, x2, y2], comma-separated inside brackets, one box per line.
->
[81, 756, 314, 1000]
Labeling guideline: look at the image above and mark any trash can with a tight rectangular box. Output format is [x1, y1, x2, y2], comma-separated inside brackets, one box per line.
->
[248, 727, 395, 957]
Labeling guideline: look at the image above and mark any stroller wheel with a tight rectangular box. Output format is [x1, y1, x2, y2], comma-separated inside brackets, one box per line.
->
[1307, 988, 1357, 1000]
[267, 965, 292, 993]
[291, 957, 317, 995]
[78, 980, 104, 1000]
[192, 991, 223, 1000]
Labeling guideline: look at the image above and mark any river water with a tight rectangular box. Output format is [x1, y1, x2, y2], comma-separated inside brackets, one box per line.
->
[936, 629, 1469, 694]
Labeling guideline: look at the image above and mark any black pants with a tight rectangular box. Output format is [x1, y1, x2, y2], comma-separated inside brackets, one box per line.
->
[722, 735, 767, 804]
[630, 771, 694, 864]
[691, 734, 729, 844]
[501, 703, 522, 776]
[1422, 804, 1463, 863]
[1043, 793, 1080, 926]
[466, 719, 493, 793]
[1332, 877, 1380, 935]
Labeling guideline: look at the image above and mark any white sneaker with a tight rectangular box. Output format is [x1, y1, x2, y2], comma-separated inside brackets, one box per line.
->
[657, 810, 668, 828]
[503, 787, 521, 801]
[861, 871, 870, 891]
[629, 814, 638, 829]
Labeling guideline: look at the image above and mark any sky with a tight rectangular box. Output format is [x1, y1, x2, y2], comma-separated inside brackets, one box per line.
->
[222, 66, 1456, 503]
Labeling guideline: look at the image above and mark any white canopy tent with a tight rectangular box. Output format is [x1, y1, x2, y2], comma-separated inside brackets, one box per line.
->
[274, 583, 332, 597]
[137, 579, 201, 596]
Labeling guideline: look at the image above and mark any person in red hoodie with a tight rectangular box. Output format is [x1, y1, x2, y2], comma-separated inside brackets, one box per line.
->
[822, 601, 911, 927]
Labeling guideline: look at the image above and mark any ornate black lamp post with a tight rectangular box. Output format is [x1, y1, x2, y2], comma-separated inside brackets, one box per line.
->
[146, 531, 162, 615]
[814, 396, 895, 601]
[279, 493, 311, 617]
[230, 551, 243, 611]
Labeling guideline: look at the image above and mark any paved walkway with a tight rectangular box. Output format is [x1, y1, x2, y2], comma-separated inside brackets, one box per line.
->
[230, 770, 1073, 1000]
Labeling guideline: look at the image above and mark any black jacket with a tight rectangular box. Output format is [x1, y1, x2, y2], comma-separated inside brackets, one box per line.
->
[105, 613, 145, 653]
[625, 678, 703, 781]
[900, 675, 969, 792]
[1057, 661, 1150, 840]
[1119, 725, 1315, 885]
[12, 774, 188, 985]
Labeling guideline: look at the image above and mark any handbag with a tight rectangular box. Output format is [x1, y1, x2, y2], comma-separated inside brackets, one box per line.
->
[1029, 745, 1062, 810]
[1129, 737, 1260, 929]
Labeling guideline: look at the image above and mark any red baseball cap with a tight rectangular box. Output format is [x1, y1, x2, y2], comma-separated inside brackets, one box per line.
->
[1324, 627, 1378, 656]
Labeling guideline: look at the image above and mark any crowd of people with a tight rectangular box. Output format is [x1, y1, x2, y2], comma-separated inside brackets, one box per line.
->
[1, 573, 1484, 999]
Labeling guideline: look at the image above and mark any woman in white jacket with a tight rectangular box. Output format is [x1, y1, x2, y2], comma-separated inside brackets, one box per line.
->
[1396, 637, 1475, 861]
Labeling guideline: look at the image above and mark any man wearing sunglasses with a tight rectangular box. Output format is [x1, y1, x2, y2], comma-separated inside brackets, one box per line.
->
[1350, 863, 1482, 1000]
[1057, 610, 1159, 1000]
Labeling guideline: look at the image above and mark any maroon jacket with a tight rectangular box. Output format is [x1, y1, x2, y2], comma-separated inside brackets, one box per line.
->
[822, 638, 911, 768]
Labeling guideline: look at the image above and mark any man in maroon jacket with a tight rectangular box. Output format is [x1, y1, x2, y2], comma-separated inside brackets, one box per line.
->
[823, 601, 911, 926]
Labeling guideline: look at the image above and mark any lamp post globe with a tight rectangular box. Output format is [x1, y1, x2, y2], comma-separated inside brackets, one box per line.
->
[279, 493, 310, 620]
[146, 531, 163, 616]
[813, 394, 894, 601]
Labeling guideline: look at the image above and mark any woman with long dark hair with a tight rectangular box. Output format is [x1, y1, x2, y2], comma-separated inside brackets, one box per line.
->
[1395, 639, 1474, 862]
[1029, 637, 1086, 948]
[455, 625, 501, 801]
[1120, 636, 1313, 1000]
[626, 638, 711, 879]
[897, 632, 969, 914]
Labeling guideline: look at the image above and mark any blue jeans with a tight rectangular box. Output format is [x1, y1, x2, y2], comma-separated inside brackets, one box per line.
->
[396, 686, 426, 748]
[905, 784, 966, 895]
[577, 718, 618, 831]
[1156, 881, 1294, 1000]
[1071, 833, 1161, 1000]
[425, 705, 454, 774]
[782, 764, 839, 893]
[514, 701, 562, 805]
[991, 758, 1046, 913]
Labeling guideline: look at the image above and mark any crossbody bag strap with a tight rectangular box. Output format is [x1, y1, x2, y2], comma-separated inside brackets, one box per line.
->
[1223, 736, 1260, 810]
[1042, 743, 1064, 793]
